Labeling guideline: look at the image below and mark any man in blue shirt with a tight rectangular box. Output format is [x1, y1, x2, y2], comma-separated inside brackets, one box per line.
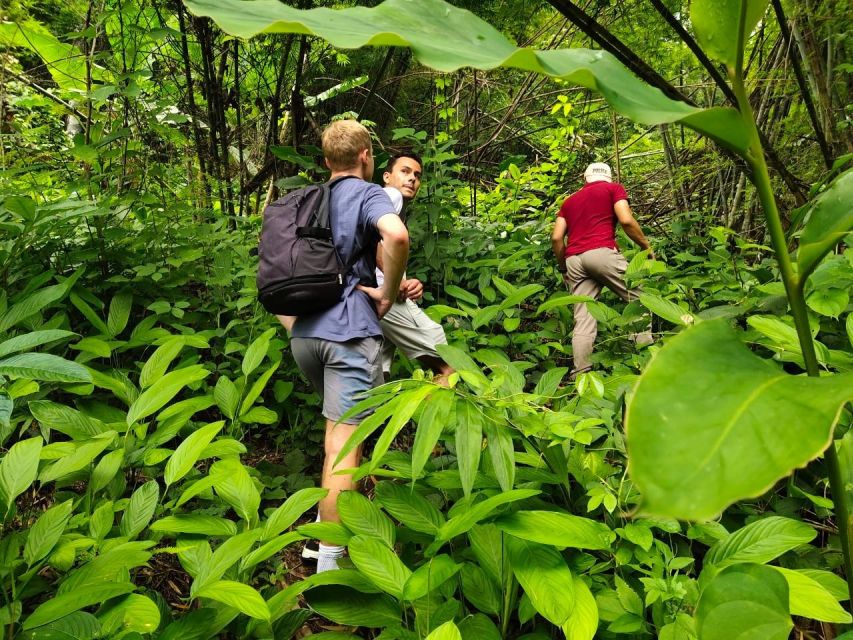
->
[278, 120, 409, 571]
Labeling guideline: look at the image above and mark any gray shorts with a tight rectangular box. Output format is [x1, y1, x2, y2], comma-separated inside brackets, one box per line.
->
[290, 336, 383, 423]
[379, 300, 448, 373]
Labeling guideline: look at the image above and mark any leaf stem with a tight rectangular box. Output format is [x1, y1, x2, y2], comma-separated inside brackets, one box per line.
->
[730, 16, 853, 602]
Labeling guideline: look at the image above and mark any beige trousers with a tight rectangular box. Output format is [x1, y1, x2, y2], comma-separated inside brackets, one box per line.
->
[564, 247, 652, 372]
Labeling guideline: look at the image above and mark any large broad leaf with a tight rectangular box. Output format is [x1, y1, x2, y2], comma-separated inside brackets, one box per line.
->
[28, 401, 109, 440]
[337, 490, 396, 547]
[0, 353, 92, 383]
[163, 421, 225, 486]
[126, 365, 209, 425]
[261, 487, 328, 540]
[38, 432, 116, 484]
[455, 399, 483, 497]
[695, 564, 792, 640]
[495, 511, 614, 550]
[23, 582, 136, 630]
[411, 388, 454, 480]
[0, 272, 81, 334]
[184, 0, 750, 153]
[627, 319, 853, 519]
[375, 481, 445, 534]
[119, 480, 159, 539]
[211, 458, 261, 525]
[425, 621, 462, 640]
[773, 567, 852, 624]
[98, 593, 160, 636]
[348, 535, 412, 599]
[17, 611, 100, 640]
[402, 554, 461, 601]
[798, 169, 853, 279]
[303, 585, 401, 627]
[690, 0, 770, 68]
[24, 500, 73, 565]
[0, 436, 42, 511]
[704, 516, 816, 568]
[505, 536, 575, 626]
[106, 292, 132, 338]
[0, 330, 76, 358]
[139, 338, 185, 390]
[150, 515, 237, 537]
[192, 530, 262, 596]
[562, 576, 599, 640]
[194, 580, 270, 621]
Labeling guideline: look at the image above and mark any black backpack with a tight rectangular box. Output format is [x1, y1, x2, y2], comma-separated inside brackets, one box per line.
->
[256, 176, 361, 315]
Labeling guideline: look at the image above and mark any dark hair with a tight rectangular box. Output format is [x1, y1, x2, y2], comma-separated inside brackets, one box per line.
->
[386, 152, 423, 173]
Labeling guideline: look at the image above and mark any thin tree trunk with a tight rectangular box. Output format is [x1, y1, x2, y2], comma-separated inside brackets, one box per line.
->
[177, 3, 210, 205]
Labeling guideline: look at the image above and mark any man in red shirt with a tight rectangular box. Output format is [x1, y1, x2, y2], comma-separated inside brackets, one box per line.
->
[551, 162, 654, 377]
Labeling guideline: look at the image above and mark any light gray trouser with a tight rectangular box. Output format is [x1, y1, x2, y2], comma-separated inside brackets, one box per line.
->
[565, 247, 652, 372]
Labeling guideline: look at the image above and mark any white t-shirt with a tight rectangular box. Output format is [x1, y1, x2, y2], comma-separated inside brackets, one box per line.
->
[375, 186, 404, 287]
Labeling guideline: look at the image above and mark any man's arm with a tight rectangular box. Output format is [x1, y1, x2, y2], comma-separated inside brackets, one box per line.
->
[276, 315, 295, 332]
[614, 200, 654, 258]
[551, 216, 568, 272]
[374, 213, 409, 316]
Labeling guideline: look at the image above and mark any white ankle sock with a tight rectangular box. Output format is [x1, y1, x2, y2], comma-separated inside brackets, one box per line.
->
[317, 543, 345, 573]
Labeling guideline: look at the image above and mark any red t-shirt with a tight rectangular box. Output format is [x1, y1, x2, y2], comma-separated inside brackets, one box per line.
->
[558, 181, 629, 257]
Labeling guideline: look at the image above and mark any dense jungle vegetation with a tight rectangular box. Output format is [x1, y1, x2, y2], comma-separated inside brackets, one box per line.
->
[1, 0, 852, 638]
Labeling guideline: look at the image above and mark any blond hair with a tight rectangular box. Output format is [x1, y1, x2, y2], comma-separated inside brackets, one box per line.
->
[322, 120, 371, 170]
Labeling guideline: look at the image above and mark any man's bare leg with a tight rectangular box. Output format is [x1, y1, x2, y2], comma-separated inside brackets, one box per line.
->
[317, 419, 361, 571]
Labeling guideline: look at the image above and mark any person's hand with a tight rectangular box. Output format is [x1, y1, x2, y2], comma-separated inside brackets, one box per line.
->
[401, 278, 424, 302]
[357, 284, 394, 318]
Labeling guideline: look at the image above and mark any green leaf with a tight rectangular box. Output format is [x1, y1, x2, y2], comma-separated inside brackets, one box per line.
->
[773, 567, 852, 623]
[127, 365, 208, 425]
[185, 0, 750, 153]
[537, 294, 595, 314]
[431, 489, 539, 552]
[348, 535, 412, 599]
[705, 516, 816, 568]
[24, 499, 73, 565]
[90, 449, 124, 494]
[458, 614, 501, 640]
[242, 328, 275, 377]
[0, 330, 76, 358]
[192, 530, 262, 596]
[375, 481, 444, 534]
[28, 401, 109, 440]
[297, 522, 353, 546]
[163, 421, 224, 485]
[0, 436, 42, 510]
[495, 511, 614, 550]
[0, 273, 80, 334]
[139, 337, 185, 390]
[506, 536, 574, 625]
[0, 353, 92, 383]
[240, 531, 305, 572]
[639, 293, 695, 327]
[106, 292, 132, 338]
[411, 388, 454, 480]
[807, 288, 849, 318]
[425, 621, 462, 640]
[402, 554, 461, 601]
[38, 432, 116, 484]
[23, 582, 136, 630]
[626, 319, 853, 519]
[367, 385, 435, 474]
[150, 515, 237, 536]
[798, 169, 853, 279]
[262, 487, 327, 540]
[303, 585, 401, 627]
[98, 593, 160, 636]
[460, 563, 501, 615]
[211, 458, 260, 524]
[456, 400, 483, 497]
[195, 580, 270, 621]
[484, 421, 515, 492]
[690, 0, 770, 68]
[695, 564, 792, 640]
[562, 576, 599, 640]
[240, 360, 280, 416]
[120, 480, 159, 539]
[337, 490, 395, 547]
[0, 394, 11, 433]
[445, 285, 479, 306]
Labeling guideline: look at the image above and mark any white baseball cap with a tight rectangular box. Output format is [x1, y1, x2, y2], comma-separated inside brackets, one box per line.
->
[584, 162, 612, 183]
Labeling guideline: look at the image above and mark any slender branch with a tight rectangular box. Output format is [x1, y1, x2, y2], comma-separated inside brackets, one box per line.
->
[2, 70, 86, 120]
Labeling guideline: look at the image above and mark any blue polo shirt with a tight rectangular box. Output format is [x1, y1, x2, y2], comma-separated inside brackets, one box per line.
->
[291, 178, 395, 341]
